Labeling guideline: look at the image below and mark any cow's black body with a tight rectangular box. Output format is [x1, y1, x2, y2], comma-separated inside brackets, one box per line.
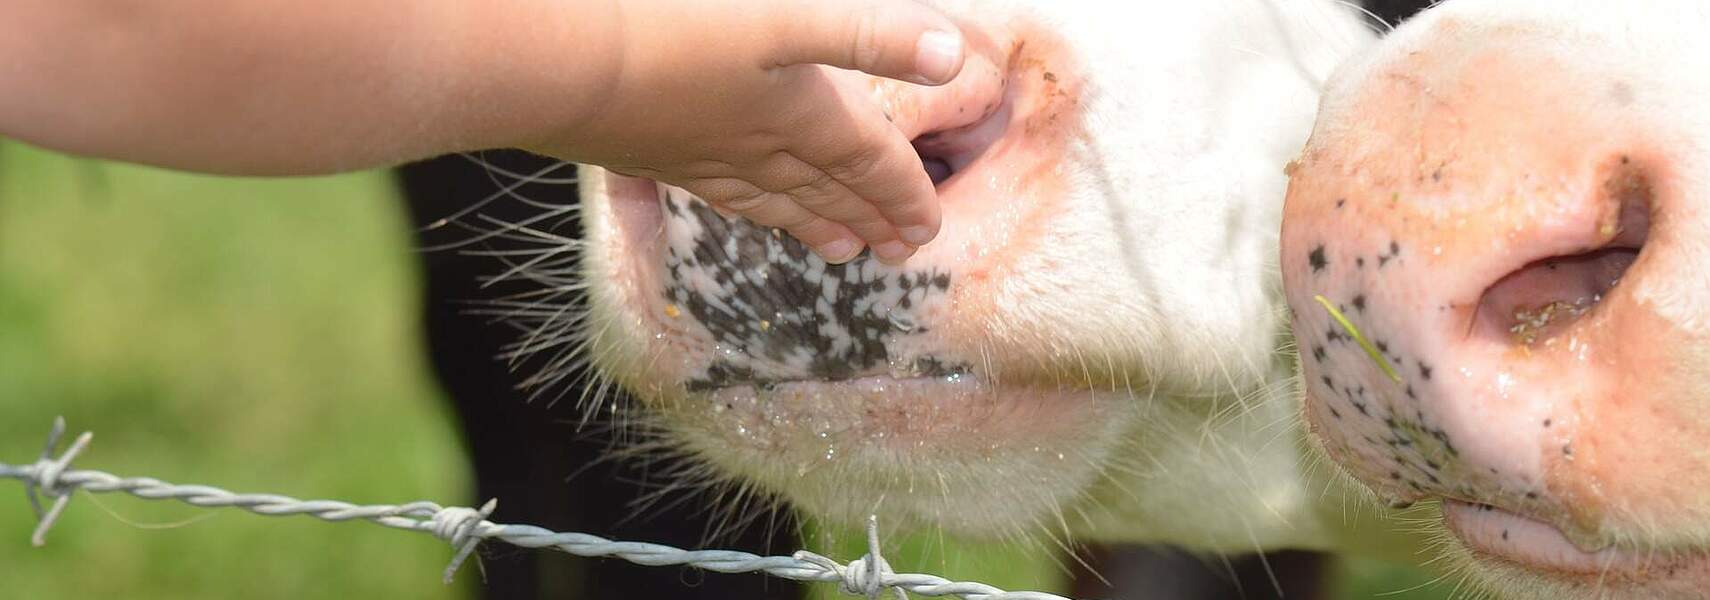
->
[397, 151, 803, 600]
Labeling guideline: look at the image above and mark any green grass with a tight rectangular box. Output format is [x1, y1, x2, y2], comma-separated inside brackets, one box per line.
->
[0, 141, 1449, 599]
[0, 142, 468, 599]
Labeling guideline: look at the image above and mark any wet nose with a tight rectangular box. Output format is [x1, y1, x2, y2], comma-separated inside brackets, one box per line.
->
[1279, 20, 1693, 542]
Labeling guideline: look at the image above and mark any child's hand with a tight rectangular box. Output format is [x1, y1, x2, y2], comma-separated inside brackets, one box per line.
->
[1, 0, 962, 266]
[537, 1, 966, 264]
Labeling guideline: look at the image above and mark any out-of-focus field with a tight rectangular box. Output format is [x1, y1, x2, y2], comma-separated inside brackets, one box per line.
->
[0, 142, 469, 599]
[0, 141, 1445, 599]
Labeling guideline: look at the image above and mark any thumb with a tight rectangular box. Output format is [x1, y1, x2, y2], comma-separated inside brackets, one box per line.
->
[765, 1, 967, 86]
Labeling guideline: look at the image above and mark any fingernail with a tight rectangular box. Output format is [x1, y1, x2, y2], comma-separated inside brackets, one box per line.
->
[819, 238, 862, 263]
[914, 29, 963, 85]
[873, 240, 913, 265]
[898, 225, 936, 246]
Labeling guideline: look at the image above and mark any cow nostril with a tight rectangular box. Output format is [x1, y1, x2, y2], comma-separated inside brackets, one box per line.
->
[1473, 158, 1653, 346]
[912, 133, 981, 187]
[910, 91, 1013, 189]
[1474, 248, 1639, 345]
[912, 121, 999, 187]
[918, 153, 955, 185]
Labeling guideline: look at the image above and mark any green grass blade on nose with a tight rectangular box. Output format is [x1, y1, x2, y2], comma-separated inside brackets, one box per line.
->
[1314, 295, 1403, 384]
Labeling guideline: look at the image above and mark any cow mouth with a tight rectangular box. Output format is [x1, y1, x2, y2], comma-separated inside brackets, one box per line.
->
[578, 24, 1101, 484]
[1442, 499, 1709, 582]
[593, 76, 1039, 395]
[685, 359, 971, 393]
[597, 170, 1108, 451]
[695, 372, 987, 411]
[584, 23, 1086, 403]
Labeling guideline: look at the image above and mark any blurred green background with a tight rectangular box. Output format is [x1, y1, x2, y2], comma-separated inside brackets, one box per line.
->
[0, 141, 1447, 598]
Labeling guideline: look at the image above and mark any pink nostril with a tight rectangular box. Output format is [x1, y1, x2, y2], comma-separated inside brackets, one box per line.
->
[909, 89, 1013, 188]
[1470, 157, 1653, 347]
[1473, 248, 1639, 345]
[919, 155, 955, 185]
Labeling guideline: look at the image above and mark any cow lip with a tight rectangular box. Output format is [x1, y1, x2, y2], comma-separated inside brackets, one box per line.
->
[687, 370, 976, 394]
[1442, 499, 1706, 579]
[684, 372, 1103, 453]
[682, 356, 973, 393]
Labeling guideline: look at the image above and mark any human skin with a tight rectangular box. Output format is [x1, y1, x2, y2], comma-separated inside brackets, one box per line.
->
[0, 0, 971, 264]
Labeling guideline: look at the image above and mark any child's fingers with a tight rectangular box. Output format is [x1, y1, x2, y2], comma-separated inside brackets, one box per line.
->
[825, 124, 941, 248]
[779, 78, 942, 250]
[687, 178, 868, 264]
[765, 0, 966, 86]
[745, 148, 919, 265]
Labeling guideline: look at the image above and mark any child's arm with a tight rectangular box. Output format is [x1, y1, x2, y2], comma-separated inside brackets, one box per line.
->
[0, 0, 966, 262]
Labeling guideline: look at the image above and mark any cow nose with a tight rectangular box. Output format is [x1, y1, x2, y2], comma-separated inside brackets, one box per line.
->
[1278, 22, 1682, 546]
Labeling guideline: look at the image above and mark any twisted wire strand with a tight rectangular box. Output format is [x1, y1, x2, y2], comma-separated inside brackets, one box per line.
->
[2, 417, 1073, 600]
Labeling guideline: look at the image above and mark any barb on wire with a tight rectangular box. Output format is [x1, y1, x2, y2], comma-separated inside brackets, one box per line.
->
[0, 418, 1075, 600]
[794, 516, 907, 600]
[23, 416, 92, 547]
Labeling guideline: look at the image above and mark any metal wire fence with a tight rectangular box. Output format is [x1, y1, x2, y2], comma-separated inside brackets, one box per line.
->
[2, 417, 1073, 600]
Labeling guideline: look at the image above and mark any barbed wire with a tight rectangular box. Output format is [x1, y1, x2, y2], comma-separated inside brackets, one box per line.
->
[2, 417, 1074, 600]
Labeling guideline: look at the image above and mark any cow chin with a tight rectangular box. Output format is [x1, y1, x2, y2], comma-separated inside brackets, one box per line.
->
[652, 379, 1137, 538]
